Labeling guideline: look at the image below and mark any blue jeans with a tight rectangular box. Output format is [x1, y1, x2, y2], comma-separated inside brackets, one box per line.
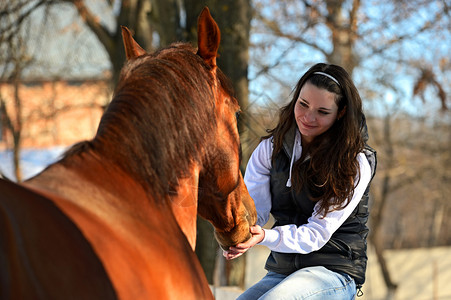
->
[237, 266, 356, 300]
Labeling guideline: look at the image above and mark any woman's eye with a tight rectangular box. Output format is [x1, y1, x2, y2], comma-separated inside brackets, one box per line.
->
[299, 101, 308, 108]
[319, 111, 330, 115]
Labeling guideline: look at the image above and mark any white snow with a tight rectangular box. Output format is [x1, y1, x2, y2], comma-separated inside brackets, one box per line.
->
[0, 146, 67, 181]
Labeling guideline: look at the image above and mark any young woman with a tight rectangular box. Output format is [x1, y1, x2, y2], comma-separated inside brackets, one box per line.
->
[224, 63, 377, 299]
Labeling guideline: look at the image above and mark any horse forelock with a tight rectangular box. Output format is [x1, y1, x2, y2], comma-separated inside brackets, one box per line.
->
[83, 42, 223, 199]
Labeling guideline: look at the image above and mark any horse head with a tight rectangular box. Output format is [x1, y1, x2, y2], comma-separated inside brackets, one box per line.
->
[121, 7, 256, 250]
[194, 9, 257, 250]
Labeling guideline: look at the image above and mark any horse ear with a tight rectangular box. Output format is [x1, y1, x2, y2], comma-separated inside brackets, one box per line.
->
[196, 7, 220, 68]
[121, 26, 147, 60]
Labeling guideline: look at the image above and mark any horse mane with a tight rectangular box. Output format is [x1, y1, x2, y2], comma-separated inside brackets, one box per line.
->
[61, 42, 234, 200]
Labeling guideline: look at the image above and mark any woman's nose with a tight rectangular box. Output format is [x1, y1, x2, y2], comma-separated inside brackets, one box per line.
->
[303, 110, 316, 122]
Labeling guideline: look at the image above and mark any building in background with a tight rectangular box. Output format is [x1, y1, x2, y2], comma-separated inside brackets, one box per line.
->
[0, 78, 109, 151]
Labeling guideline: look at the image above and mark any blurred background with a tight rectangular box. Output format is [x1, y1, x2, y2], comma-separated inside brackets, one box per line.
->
[0, 1, 449, 299]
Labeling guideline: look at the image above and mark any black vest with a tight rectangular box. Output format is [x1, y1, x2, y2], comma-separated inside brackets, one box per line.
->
[265, 127, 377, 286]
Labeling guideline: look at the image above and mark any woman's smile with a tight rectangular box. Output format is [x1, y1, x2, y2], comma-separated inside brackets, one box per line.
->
[299, 120, 317, 129]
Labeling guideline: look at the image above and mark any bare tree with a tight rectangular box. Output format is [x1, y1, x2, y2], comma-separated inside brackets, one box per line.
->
[0, 0, 108, 181]
[0, 5, 34, 181]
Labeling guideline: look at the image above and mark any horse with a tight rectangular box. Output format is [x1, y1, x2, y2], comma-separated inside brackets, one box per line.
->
[0, 7, 257, 299]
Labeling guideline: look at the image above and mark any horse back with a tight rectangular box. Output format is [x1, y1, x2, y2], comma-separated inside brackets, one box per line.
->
[0, 178, 117, 300]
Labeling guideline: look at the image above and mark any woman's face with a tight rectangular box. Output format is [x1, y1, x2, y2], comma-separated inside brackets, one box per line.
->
[294, 82, 340, 144]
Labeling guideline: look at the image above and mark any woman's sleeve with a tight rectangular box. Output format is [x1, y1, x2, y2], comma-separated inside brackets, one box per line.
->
[259, 152, 372, 254]
[244, 138, 273, 227]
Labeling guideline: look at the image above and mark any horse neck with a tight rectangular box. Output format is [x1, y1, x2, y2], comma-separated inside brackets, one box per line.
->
[82, 149, 202, 250]
[35, 145, 202, 250]
[93, 131, 203, 249]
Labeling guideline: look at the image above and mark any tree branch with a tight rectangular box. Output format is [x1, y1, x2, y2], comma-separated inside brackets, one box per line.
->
[253, 9, 328, 57]
[367, 8, 445, 56]
[69, 0, 115, 55]
[0, 0, 47, 44]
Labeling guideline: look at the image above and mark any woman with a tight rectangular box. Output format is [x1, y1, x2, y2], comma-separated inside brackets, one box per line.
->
[225, 63, 377, 299]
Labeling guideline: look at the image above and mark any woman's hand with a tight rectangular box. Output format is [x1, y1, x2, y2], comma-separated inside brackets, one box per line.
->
[223, 225, 265, 260]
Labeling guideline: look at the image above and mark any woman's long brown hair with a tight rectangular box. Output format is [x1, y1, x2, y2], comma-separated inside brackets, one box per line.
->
[266, 63, 365, 217]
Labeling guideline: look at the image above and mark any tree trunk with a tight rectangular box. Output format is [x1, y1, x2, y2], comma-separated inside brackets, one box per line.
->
[148, 0, 181, 46]
[325, 0, 360, 73]
[195, 218, 218, 283]
[369, 115, 398, 298]
[12, 73, 23, 182]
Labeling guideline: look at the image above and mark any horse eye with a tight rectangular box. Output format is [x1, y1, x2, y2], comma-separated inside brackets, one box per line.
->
[235, 111, 241, 120]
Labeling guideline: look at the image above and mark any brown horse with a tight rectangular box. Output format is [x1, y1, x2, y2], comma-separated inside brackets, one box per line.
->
[0, 7, 256, 299]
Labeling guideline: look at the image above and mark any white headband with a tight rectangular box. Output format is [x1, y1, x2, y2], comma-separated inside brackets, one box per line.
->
[313, 71, 340, 86]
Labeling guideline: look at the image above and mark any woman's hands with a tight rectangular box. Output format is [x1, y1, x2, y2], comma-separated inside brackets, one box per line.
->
[223, 225, 265, 260]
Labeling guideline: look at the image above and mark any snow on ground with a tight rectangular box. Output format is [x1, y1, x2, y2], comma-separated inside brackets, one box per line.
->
[0, 146, 67, 181]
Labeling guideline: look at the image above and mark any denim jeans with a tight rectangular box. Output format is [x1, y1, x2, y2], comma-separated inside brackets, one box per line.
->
[237, 266, 356, 300]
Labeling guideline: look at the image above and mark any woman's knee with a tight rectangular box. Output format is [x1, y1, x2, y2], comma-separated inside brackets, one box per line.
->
[238, 272, 286, 300]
